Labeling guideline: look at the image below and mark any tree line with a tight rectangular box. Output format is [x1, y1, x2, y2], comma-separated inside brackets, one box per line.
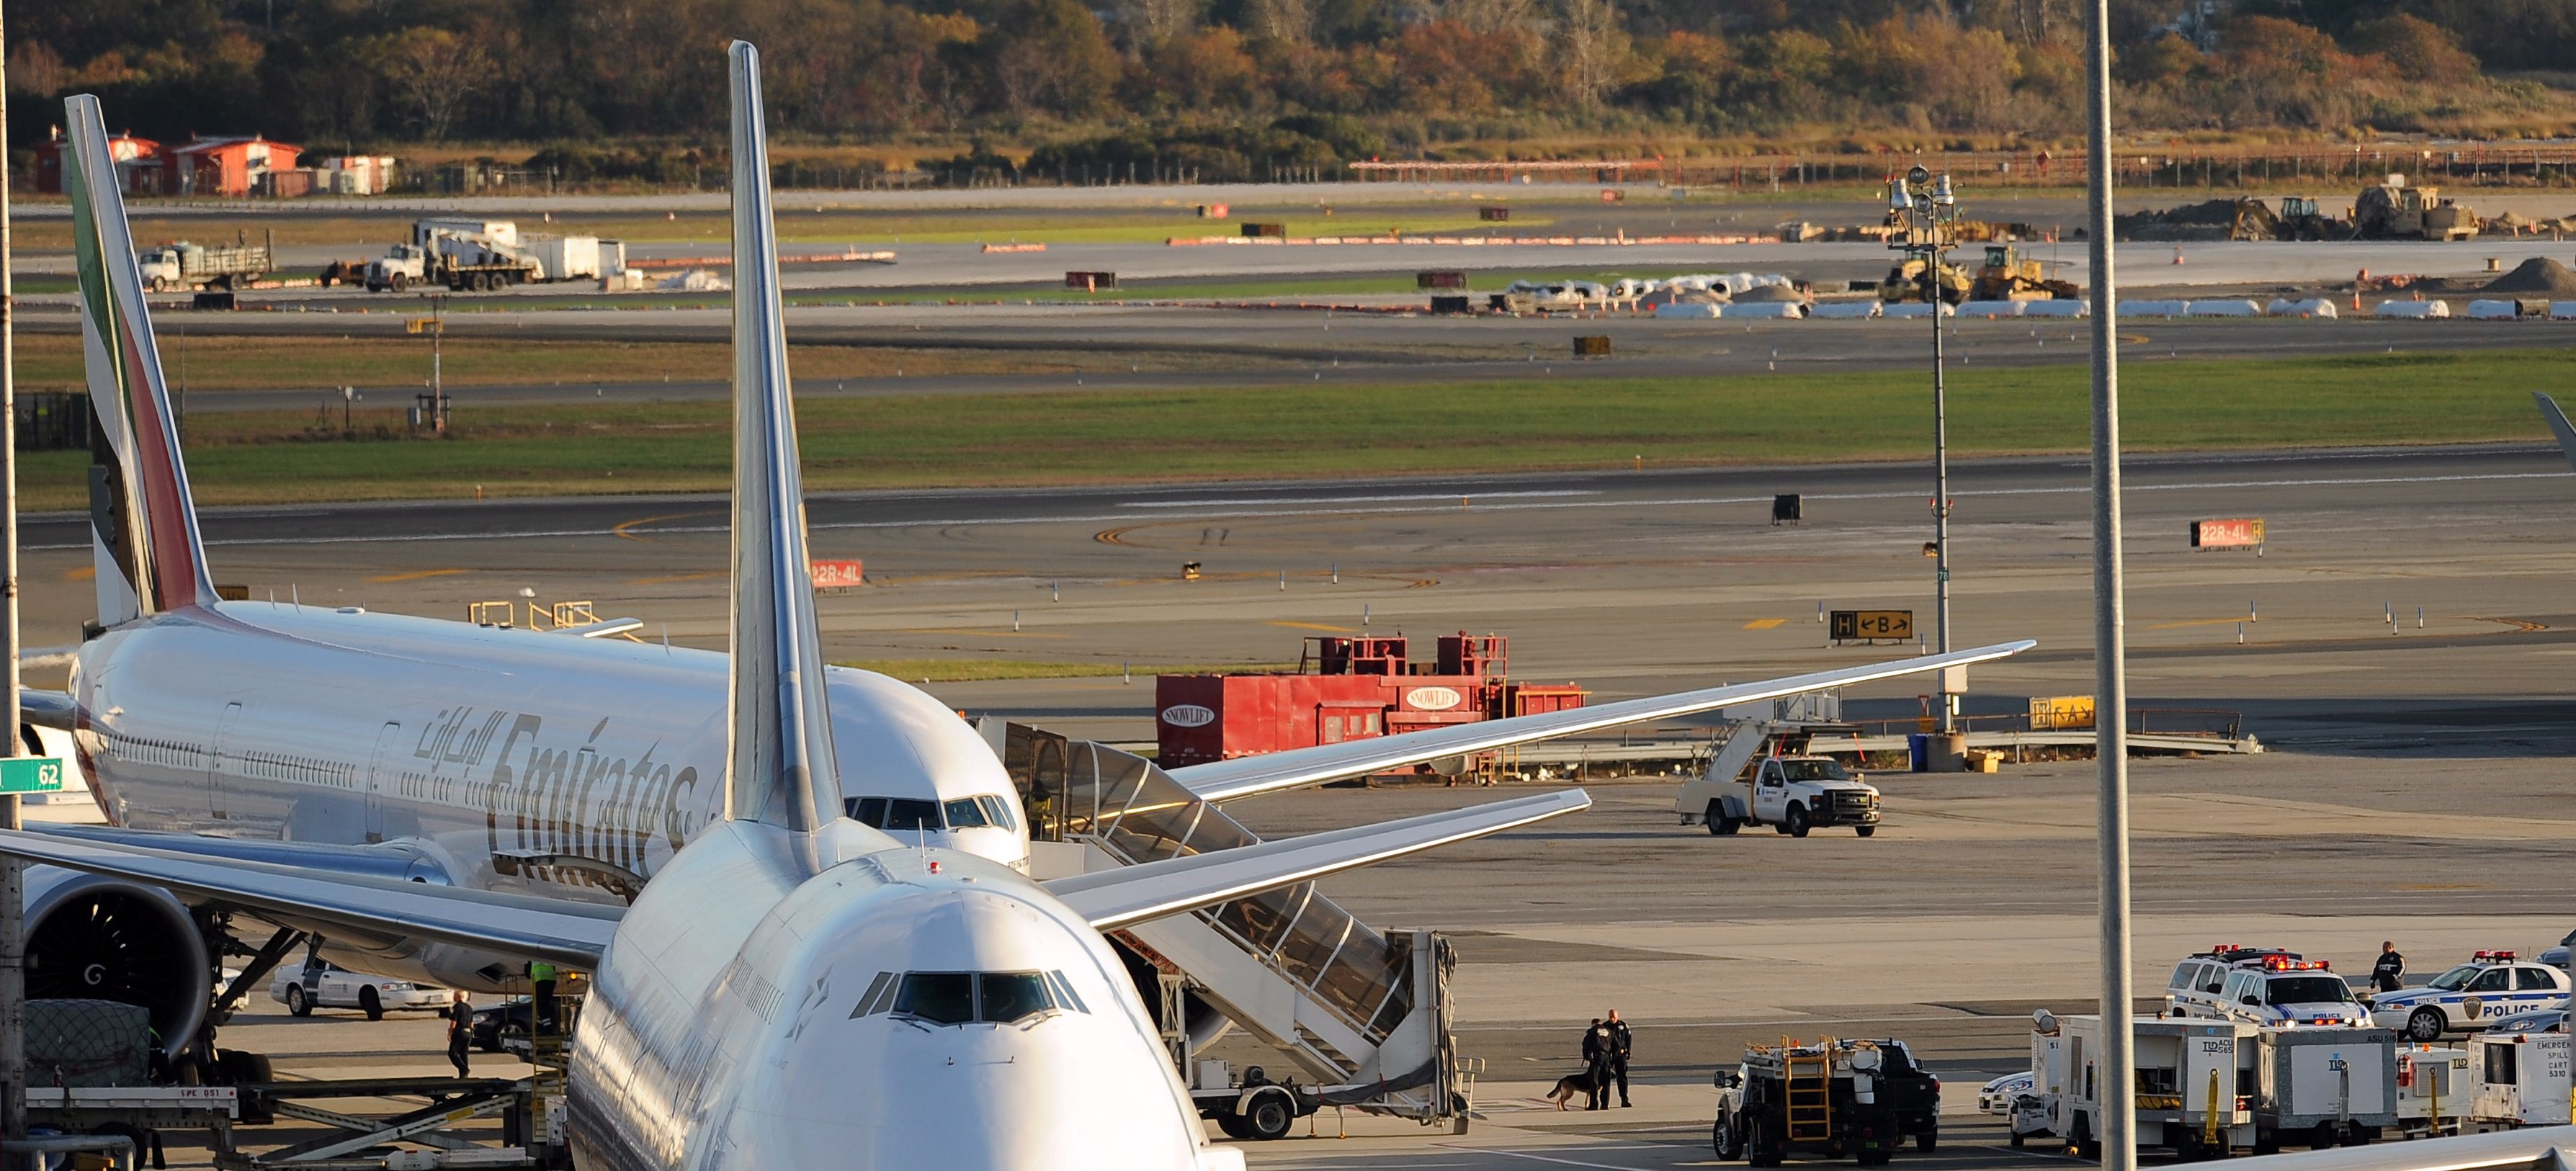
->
[5, 0, 2563, 184]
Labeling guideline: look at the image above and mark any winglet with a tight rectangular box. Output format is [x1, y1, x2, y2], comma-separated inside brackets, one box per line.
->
[2537, 392, 2576, 474]
[64, 94, 215, 623]
[720, 42, 841, 836]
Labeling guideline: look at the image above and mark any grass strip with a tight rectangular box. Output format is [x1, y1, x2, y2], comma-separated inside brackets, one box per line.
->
[17, 346, 2562, 512]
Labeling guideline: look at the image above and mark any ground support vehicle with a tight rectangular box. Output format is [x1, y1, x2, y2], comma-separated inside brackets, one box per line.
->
[2353, 176, 2478, 241]
[272, 961, 450, 1020]
[1866, 1040, 1941, 1152]
[30, 1085, 239, 1162]
[1679, 754, 1881, 838]
[1877, 258, 1970, 304]
[2057, 1015, 2257, 1160]
[2394, 1046, 2471, 1138]
[2466, 1032, 2570, 1129]
[2369, 951, 2571, 1041]
[137, 238, 272, 292]
[2005, 1020, 2069, 1146]
[2250, 1026, 2397, 1151]
[1187, 1061, 1318, 1141]
[1711, 1038, 1917, 1166]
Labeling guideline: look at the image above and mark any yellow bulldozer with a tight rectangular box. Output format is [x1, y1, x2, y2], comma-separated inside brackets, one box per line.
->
[1877, 257, 1973, 304]
[1967, 244, 2081, 301]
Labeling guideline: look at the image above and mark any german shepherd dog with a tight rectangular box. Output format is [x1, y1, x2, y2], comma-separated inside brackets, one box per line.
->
[1544, 1069, 1604, 1110]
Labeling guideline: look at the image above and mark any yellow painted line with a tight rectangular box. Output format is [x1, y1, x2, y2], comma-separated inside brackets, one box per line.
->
[66, 567, 94, 581]
[633, 572, 725, 585]
[1270, 621, 1358, 633]
[890, 627, 1071, 639]
[1742, 618, 1786, 630]
[612, 511, 718, 544]
[367, 567, 469, 584]
[2146, 618, 2250, 629]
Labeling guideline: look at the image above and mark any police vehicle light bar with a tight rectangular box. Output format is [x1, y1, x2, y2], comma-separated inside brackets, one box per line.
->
[2257, 956, 2330, 972]
[2473, 950, 2518, 963]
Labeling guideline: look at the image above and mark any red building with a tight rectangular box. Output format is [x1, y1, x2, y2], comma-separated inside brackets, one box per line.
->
[33, 130, 161, 194]
[159, 136, 300, 197]
[1156, 633, 1587, 770]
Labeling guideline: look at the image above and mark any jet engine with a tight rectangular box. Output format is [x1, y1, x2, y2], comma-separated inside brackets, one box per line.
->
[25, 866, 213, 1059]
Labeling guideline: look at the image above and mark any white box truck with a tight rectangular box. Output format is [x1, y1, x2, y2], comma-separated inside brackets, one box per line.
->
[2468, 1032, 2570, 1129]
[2057, 1015, 2256, 1159]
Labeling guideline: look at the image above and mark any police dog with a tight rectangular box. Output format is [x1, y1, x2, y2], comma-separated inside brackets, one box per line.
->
[1544, 1069, 1604, 1110]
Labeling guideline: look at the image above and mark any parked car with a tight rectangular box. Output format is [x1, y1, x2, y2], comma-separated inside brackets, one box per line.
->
[470, 998, 534, 1053]
[270, 961, 449, 1020]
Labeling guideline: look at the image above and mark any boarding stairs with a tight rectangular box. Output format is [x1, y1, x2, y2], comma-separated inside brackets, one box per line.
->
[994, 724, 1468, 1126]
[1704, 691, 1855, 784]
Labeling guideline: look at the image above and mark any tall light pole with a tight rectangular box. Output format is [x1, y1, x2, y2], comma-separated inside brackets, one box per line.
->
[1887, 166, 1960, 732]
[2085, 0, 2137, 1167]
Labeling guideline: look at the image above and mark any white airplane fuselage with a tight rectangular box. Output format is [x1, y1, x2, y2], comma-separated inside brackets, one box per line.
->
[65, 600, 1027, 989]
[569, 820, 1213, 1171]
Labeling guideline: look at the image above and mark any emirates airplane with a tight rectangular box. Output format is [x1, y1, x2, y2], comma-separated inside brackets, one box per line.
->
[15, 45, 2032, 1123]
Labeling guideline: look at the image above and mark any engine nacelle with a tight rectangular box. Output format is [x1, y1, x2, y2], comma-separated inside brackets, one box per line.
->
[25, 865, 212, 1059]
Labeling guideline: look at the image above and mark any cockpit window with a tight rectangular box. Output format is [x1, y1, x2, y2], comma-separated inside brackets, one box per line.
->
[862, 970, 1087, 1025]
[979, 973, 1052, 1022]
[849, 797, 887, 825]
[976, 795, 1019, 833]
[882, 799, 941, 831]
[944, 798, 990, 829]
[893, 972, 975, 1024]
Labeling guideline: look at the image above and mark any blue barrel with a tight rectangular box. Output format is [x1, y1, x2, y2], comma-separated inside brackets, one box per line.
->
[1908, 733, 1930, 772]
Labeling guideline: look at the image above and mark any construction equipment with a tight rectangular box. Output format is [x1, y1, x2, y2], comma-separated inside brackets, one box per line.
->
[366, 219, 617, 292]
[1712, 1038, 1925, 1165]
[2353, 175, 2479, 242]
[2274, 196, 2346, 241]
[1877, 257, 1971, 305]
[1967, 245, 2080, 302]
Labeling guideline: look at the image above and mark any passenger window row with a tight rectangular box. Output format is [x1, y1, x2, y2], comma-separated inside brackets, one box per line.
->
[851, 969, 1087, 1026]
[846, 794, 1019, 834]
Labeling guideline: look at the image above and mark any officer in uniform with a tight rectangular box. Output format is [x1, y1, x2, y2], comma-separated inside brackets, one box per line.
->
[445, 990, 473, 1078]
[1581, 1018, 1615, 1110]
[1604, 1008, 1634, 1108]
[2374, 941, 2406, 994]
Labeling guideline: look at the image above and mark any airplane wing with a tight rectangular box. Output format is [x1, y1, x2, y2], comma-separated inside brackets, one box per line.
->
[0, 829, 618, 969]
[1166, 640, 2034, 803]
[2538, 392, 2576, 472]
[2202, 1126, 2576, 1171]
[1045, 789, 1586, 931]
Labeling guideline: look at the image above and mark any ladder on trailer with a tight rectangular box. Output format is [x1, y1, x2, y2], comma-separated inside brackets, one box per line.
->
[1786, 1045, 1834, 1141]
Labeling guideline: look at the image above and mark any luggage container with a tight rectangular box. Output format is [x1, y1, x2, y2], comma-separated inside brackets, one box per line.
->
[2394, 1044, 2471, 1138]
[2057, 1015, 2256, 1159]
[2468, 1031, 2570, 1129]
[2253, 1026, 2397, 1151]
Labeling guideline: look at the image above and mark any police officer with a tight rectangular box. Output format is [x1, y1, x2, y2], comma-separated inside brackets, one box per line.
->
[1581, 1018, 1615, 1110]
[1604, 1008, 1634, 1108]
[2374, 941, 2406, 994]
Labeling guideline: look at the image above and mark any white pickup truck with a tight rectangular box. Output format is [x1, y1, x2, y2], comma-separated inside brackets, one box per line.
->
[1676, 754, 1884, 838]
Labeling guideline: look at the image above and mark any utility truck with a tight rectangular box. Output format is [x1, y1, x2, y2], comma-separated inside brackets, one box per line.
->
[1678, 755, 1882, 838]
[365, 218, 617, 292]
[137, 234, 274, 292]
[1711, 1038, 1930, 1165]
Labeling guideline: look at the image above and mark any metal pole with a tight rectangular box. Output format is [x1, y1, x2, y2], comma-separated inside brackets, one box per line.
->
[1931, 225, 1954, 733]
[0, 2, 26, 1159]
[2086, 0, 2136, 1166]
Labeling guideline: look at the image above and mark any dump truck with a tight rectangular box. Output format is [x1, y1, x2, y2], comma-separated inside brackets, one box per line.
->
[2353, 176, 2477, 241]
[1967, 245, 2080, 302]
[1712, 1038, 1927, 1165]
[136, 233, 273, 292]
[1877, 258, 1971, 305]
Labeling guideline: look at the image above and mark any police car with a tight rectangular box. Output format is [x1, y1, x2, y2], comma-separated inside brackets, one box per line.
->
[2164, 945, 2371, 1028]
[2368, 951, 2572, 1041]
[1978, 1071, 2035, 1115]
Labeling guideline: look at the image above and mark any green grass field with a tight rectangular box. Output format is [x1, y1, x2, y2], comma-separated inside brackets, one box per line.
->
[19, 346, 2564, 512]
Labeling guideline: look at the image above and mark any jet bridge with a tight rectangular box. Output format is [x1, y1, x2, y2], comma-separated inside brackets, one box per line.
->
[997, 724, 1472, 1128]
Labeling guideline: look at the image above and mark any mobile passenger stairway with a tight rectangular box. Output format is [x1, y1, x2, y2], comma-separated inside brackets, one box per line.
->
[993, 724, 1472, 1130]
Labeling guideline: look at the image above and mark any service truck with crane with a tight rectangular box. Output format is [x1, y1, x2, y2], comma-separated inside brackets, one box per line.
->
[365, 218, 619, 292]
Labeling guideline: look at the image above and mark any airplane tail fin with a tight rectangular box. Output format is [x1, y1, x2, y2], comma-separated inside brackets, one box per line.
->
[2538, 392, 2576, 474]
[719, 42, 842, 837]
[64, 94, 215, 624]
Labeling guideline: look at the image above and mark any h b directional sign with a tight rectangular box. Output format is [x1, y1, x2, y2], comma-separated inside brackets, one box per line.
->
[0, 757, 67, 794]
